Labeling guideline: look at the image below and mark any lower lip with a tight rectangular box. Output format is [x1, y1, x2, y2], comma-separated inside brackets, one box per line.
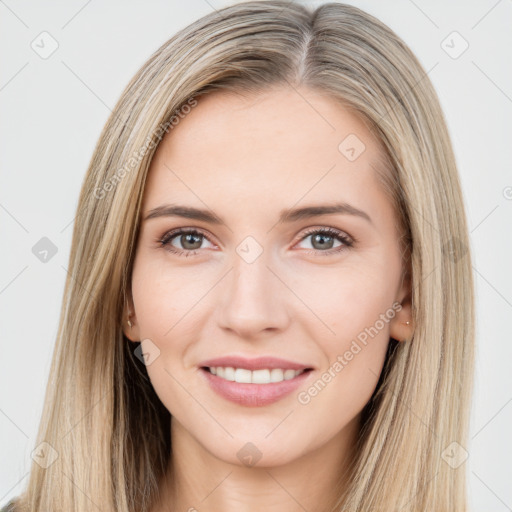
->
[200, 368, 312, 407]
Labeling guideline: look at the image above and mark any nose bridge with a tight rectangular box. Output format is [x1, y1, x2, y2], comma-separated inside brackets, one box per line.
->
[217, 245, 290, 336]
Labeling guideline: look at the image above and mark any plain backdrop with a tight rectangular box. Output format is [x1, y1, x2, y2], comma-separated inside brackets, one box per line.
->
[1, 1, 511, 510]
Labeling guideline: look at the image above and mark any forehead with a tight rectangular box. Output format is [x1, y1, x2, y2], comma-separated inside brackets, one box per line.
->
[142, 86, 388, 220]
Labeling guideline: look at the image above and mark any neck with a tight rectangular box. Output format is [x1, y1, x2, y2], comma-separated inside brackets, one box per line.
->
[153, 416, 360, 512]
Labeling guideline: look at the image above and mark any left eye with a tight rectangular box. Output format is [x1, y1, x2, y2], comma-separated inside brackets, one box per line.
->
[295, 228, 353, 253]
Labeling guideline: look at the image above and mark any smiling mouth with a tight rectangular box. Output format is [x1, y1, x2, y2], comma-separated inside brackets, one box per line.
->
[201, 366, 313, 384]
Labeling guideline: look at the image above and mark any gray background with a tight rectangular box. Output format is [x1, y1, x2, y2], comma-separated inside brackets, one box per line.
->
[1, 1, 511, 510]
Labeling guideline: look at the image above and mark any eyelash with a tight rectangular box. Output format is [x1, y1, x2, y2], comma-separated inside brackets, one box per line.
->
[157, 227, 354, 258]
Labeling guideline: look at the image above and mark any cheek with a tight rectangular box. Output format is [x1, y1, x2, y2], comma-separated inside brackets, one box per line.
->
[290, 260, 396, 411]
[131, 254, 209, 341]
[290, 256, 399, 341]
[130, 260, 197, 416]
[129, 256, 213, 406]
[295, 306, 392, 448]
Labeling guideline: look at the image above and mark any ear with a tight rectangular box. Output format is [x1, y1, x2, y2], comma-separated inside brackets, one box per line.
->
[122, 290, 141, 343]
[389, 271, 414, 343]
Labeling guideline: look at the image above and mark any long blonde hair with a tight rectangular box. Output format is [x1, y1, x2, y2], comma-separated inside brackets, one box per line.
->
[13, 1, 474, 510]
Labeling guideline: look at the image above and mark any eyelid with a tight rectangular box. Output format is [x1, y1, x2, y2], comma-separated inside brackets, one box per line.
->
[294, 225, 354, 246]
[158, 225, 355, 257]
[159, 227, 218, 248]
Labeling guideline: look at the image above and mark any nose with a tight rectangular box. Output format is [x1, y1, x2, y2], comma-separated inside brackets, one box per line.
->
[216, 251, 291, 339]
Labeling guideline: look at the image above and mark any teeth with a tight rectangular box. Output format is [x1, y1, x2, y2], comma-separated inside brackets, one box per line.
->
[234, 368, 252, 383]
[208, 366, 306, 384]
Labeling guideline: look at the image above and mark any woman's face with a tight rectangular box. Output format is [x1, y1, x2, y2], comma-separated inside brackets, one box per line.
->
[124, 86, 412, 467]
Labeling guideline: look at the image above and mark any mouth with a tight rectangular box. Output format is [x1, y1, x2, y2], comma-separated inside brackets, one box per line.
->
[201, 366, 313, 384]
[198, 356, 315, 407]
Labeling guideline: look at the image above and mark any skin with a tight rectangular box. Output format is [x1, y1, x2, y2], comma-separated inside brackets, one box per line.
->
[123, 85, 413, 512]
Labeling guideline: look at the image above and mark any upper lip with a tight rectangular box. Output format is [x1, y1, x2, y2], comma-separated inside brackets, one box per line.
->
[199, 355, 313, 371]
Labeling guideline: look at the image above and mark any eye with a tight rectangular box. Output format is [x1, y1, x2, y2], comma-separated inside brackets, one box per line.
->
[158, 228, 215, 257]
[157, 226, 354, 258]
[295, 227, 353, 255]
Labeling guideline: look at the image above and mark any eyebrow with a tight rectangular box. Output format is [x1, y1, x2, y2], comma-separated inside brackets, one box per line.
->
[143, 202, 372, 225]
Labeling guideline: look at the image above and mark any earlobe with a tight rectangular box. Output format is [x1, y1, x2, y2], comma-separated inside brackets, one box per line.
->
[390, 277, 414, 342]
[389, 303, 413, 342]
[122, 295, 140, 342]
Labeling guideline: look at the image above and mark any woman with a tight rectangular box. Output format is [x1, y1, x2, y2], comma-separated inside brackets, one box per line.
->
[2, 1, 474, 511]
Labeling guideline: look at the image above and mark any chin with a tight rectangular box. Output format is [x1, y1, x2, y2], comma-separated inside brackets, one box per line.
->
[203, 435, 305, 469]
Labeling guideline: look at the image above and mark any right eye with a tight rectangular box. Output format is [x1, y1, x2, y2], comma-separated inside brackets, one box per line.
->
[159, 228, 216, 257]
